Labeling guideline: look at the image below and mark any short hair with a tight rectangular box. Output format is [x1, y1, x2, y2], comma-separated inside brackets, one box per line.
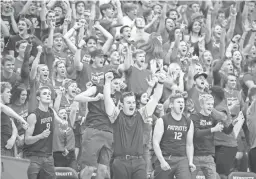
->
[100, 3, 114, 15]
[199, 94, 214, 106]
[75, 1, 85, 8]
[120, 25, 130, 34]
[36, 86, 51, 97]
[1, 82, 12, 93]
[53, 33, 63, 40]
[166, 9, 179, 18]
[85, 36, 98, 43]
[120, 91, 135, 103]
[1, 55, 15, 65]
[41, 34, 49, 43]
[123, 4, 137, 14]
[133, 49, 146, 58]
[46, 10, 55, 19]
[15, 40, 28, 50]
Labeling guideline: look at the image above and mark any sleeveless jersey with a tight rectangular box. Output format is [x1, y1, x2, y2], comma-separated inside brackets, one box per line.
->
[25, 108, 54, 156]
[160, 112, 191, 157]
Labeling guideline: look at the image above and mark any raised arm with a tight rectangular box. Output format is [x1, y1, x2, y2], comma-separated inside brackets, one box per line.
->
[94, 22, 114, 54]
[69, 101, 79, 128]
[74, 47, 83, 71]
[226, 5, 237, 44]
[103, 72, 120, 123]
[118, 44, 132, 72]
[30, 46, 43, 80]
[140, 72, 165, 120]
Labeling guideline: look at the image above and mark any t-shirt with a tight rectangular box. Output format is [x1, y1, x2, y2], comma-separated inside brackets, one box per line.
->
[9, 103, 28, 135]
[126, 66, 152, 94]
[112, 109, 147, 157]
[1, 71, 20, 87]
[192, 112, 233, 156]
[53, 123, 75, 152]
[76, 63, 117, 92]
[241, 72, 256, 98]
[214, 101, 237, 147]
[5, 34, 41, 57]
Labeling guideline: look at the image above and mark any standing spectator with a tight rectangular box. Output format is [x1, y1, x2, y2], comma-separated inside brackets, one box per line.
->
[24, 86, 67, 179]
[153, 92, 195, 179]
[1, 82, 28, 157]
[103, 71, 165, 179]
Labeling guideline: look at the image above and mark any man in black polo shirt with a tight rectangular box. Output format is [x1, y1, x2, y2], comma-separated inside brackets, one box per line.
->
[103, 71, 165, 179]
[153, 92, 195, 179]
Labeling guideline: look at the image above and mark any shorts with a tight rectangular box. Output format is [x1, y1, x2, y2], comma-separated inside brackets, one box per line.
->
[154, 156, 191, 179]
[78, 127, 113, 168]
[192, 155, 216, 179]
[215, 146, 237, 176]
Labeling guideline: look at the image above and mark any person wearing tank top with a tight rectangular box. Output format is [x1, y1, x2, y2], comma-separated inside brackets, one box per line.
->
[24, 86, 68, 179]
[190, 94, 235, 179]
[103, 71, 165, 179]
[153, 92, 195, 179]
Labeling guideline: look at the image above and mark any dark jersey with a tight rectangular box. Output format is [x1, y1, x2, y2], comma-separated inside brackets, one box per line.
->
[160, 113, 191, 157]
[25, 108, 54, 156]
[85, 86, 121, 133]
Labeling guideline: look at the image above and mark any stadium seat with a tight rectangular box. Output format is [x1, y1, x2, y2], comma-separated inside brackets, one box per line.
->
[55, 167, 79, 179]
[228, 172, 256, 179]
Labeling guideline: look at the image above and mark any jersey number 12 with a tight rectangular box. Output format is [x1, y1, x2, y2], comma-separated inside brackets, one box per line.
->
[174, 132, 182, 140]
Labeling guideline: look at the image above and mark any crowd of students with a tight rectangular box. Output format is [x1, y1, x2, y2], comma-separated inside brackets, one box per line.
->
[1, 0, 256, 179]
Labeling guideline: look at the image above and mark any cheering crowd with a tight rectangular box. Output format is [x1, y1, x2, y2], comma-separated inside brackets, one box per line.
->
[1, 0, 256, 179]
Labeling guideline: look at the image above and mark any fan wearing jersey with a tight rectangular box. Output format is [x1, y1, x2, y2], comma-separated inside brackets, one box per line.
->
[75, 70, 122, 179]
[104, 71, 165, 179]
[191, 94, 236, 179]
[24, 86, 68, 179]
[153, 92, 195, 179]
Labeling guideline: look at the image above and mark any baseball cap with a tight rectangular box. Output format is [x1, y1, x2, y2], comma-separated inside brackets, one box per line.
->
[194, 72, 208, 81]
[191, 12, 204, 21]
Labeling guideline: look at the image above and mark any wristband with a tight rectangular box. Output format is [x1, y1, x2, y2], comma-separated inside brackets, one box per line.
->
[77, 46, 82, 49]
[252, 29, 256, 33]
[158, 81, 164, 85]
[231, 39, 236, 43]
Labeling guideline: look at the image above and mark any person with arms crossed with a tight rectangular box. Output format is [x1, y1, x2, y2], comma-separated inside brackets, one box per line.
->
[103, 71, 165, 179]
[153, 91, 196, 179]
[24, 86, 67, 179]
